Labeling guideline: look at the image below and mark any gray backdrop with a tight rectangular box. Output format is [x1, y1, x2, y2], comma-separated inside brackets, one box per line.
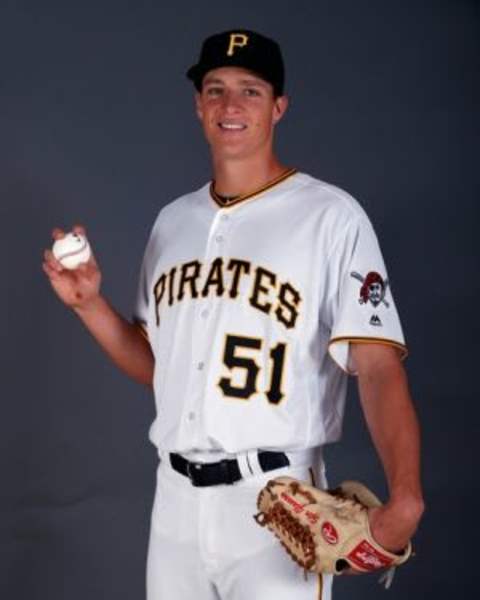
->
[1, 0, 478, 598]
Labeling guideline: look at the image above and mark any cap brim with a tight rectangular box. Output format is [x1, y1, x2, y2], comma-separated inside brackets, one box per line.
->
[186, 60, 273, 89]
[186, 60, 231, 87]
[186, 64, 201, 82]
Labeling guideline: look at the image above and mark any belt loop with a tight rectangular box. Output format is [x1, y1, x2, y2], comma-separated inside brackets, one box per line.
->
[247, 450, 264, 476]
[236, 452, 252, 479]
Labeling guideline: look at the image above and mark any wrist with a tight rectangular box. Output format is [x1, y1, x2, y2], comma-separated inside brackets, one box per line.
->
[72, 293, 105, 316]
[387, 493, 425, 521]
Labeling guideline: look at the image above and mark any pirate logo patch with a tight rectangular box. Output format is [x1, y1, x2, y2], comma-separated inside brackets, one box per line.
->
[351, 271, 390, 327]
[351, 271, 390, 308]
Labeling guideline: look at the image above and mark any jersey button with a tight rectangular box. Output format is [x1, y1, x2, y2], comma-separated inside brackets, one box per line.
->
[215, 235, 224, 243]
[197, 361, 204, 370]
[187, 411, 196, 421]
[200, 309, 209, 319]
[220, 214, 229, 222]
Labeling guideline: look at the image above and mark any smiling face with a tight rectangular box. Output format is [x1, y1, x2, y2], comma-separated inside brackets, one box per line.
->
[368, 282, 383, 305]
[195, 67, 288, 162]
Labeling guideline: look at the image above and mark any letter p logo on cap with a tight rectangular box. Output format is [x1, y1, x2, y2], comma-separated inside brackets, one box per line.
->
[227, 33, 249, 56]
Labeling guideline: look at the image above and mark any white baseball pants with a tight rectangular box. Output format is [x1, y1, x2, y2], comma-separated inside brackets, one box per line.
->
[146, 454, 333, 600]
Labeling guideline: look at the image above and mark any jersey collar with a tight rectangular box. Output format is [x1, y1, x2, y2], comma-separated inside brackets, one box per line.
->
[209, 167, 298, 209]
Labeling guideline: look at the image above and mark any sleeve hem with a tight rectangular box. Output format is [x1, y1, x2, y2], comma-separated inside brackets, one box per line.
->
[132, 317, 149, 342]
[328, 336, 408, 375]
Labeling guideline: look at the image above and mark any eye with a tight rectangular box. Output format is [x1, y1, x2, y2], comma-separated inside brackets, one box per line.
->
[205, 87, 223, 97]
[244, 88, 260, 97]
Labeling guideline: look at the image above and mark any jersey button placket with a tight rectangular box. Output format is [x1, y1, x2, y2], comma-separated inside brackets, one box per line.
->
[186, 210, 232, 443]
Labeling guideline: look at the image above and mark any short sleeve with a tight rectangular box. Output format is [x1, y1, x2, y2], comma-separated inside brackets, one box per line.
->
[328, 215, 407, 374]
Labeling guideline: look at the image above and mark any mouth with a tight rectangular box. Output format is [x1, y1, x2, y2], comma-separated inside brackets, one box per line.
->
[218, 121, 247, 132]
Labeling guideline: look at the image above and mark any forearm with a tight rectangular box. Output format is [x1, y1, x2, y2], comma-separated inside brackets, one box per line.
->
[350, 344, 424, 551]
[357, 362, 423, 503]
[73, 295, 154, 386]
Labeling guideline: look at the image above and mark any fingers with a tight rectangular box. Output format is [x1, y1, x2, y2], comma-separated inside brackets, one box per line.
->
[43, 248, 63, 273]
[51, 224, 88, 240]
[47, 223, 94, 261]
[368, 506, 410, 553]
[52, 227, 66, 241]
[42, 260, 61, 281]
[44, 225, 99, 284]
[77, 262, 93, 276]
[72, 223, 87, 236]
[343, 567, 362, 576]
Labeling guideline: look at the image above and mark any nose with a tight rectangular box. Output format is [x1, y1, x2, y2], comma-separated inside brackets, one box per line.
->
[221, 90, 243, 112]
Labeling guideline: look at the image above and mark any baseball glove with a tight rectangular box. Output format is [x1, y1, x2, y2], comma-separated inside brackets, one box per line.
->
[254, 476, 412, 587]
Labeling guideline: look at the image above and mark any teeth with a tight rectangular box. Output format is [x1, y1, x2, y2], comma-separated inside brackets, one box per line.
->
[220, 123, 246, 130]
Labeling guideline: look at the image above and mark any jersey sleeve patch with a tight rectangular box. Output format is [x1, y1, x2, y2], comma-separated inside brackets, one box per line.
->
[351, 270, 389, 308]
[349, 270, 392, 328]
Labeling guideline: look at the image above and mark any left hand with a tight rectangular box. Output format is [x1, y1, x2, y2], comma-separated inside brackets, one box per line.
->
[368, 497, 425, 553]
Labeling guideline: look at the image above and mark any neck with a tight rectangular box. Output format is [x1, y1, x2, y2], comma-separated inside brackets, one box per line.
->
[212, 154, 288, 198]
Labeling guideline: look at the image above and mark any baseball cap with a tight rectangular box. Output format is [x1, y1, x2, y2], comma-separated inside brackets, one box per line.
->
[186, 30, 285, 96]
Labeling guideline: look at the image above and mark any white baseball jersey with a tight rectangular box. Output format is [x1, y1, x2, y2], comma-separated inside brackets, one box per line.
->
[134, 170, 406, 455]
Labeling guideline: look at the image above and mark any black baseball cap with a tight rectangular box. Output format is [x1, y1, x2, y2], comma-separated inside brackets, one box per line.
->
[186, 30, 285, 96]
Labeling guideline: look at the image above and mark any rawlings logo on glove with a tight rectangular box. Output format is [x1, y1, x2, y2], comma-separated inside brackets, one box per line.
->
[254, 477, 412, 587]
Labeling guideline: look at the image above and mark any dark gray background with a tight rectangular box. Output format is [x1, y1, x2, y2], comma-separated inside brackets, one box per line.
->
[1, 0, 478, 598]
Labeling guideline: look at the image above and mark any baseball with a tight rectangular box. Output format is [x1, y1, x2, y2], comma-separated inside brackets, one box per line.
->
[52, 232, 91, 270]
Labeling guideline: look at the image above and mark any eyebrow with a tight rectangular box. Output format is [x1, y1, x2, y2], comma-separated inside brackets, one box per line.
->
[202, 77, 224, 85]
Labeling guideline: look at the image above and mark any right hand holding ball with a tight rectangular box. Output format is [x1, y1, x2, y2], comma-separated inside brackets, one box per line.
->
[43, 226, 101, 309]
[52, 231, 92, 270]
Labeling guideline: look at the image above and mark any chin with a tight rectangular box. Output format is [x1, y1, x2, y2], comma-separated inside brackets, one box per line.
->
[210, 137, 271, 162]
[210, 140, 251, 160]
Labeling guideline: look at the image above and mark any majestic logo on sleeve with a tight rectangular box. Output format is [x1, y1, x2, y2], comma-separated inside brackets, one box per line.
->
[350, 271, 389, 327]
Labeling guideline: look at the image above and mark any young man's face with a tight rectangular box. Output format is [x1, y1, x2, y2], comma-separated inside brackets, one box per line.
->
[195, 67, 288, 161]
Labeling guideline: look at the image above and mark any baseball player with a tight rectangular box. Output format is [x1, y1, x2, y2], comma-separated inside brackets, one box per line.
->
[43, 30, 424, 600]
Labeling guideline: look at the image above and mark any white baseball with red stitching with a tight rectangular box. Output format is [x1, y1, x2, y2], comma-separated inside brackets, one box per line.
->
[52, 232, 91, 270]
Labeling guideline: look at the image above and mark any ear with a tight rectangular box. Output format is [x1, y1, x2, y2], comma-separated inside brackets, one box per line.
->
[195, 92, 203, 121]
[272, 95, 289, 125]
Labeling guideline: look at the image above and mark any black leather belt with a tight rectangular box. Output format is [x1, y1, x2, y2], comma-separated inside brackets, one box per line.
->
[169, 451, 290, 487]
